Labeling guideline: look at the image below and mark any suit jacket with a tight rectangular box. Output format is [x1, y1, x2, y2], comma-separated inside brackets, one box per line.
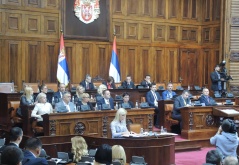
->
[121, 81, 136, 89]
[146, 91, 161, 107]
[76, 101, 94, 110]
[162, 90, 177, 100]
[140, 80, 151, 88]
[20, 95, 34, 106]
[55, 101, 75, 112]
[173, 95, 191, 116]
[102, 82, 116, 89]
[0, 142, 18, 152]
[22, 150, 48, 165]
[53, 91, 63, 102]
[97, 97, 114, 109]
[199, 95, 217, 106]
[119, 101, 134, 108]
[80, 80, 95, 90]
[210, 71, 221, 91]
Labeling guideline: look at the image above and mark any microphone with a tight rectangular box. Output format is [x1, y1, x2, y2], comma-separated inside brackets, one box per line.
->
[54, 144, 58, 158]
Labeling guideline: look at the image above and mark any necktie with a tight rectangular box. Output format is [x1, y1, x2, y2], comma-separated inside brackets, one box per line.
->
[86, 83, 89, 89]
[152, 92, 158, 101]
[207, 96, 210, 103]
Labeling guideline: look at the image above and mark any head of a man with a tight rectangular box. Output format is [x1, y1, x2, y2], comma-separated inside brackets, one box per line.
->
[223, 156, 238, 165]
[215, 65, 220, 72]
[85, 74, 92, 83]
[202, 88, 210, 96]
[24, 138, 43, 158]
[126, 75, 132, 83]
[58, 83, 66, 93]
[103, 90, 111, 99]
[206, 150, 222, 165]
[1, 146, 24, 165]
[182, 90, 190, 100]
[144, 75, 151, 82]
[10, 127, 23, 145]
[62, 92, 71, 104]
[167, 83, 173, 91]
[40, 85, 48, 94]
[150, 83, 157, 92]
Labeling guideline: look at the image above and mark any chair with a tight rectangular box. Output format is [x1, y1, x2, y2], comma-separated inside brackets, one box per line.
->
[164, 104, 179, 132]
[214, 93, 222, 98]
[43, 82, 58, 92]
[31, 118, 44, 136]
[79, 105, 91, 111]
[115, 95, 123, 101]
[176, 86, 184, 90]
[80, 156, 94, 162]
[101, 104, 111, 110]
[8, 101, 22, 126]
[156, 83, 166, 90]
[22, 81, 40, 93]
[172, 82, 182, 90]
[140, 102, 149, 108]
[194, 101, 202, 106]
[226, 92, 234, 98]
[129, 124, 142, 134]
[112, 160, 122, 165]
[130, 156, 147, 165]
[0, 82, 15, 93]
[224, 100, 233, 105]
[121, 103, 131, 109]
[194, 85, 202, 90]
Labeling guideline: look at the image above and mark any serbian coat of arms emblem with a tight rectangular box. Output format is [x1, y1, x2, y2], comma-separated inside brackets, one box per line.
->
[74, 0, 100, 24]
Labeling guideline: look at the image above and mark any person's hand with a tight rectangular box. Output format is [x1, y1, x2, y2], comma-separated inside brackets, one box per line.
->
[217, 126, 222, 134]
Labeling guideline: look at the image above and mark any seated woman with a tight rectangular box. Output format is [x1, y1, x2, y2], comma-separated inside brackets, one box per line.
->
[110, 108, 130, 138]
[95, 84, 107, 102]
[20, 86, 35, 106]
[119, 92, 134, 109]
[76, 93, 94, 111]
[71, 136, 88, 163]
[112, 145, 126, 164]
[31, 93, 53, 126]
[102, 76, 116, 89]
[94, 144, 112, 165]
[74, 85, 85, 102]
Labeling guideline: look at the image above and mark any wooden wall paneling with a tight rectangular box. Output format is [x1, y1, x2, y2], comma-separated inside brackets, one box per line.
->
[139, 23, 152, 41]
[0, 9, 2, 34]
[168, 0, 180, 19]
[125, 46, 137, 82]
[24, 0, 42, 8]
[203, 0, 211, 22]
[212, 0, 220, 21]
[203, 49, 210, 87]
[139, 46, 151, 82]
[180, 26, 198, 42]
[116, 45, 126, 81]
[25, 41, 41, 83]
[167, 25, 178, 42]
[112, 21, 124, 39]
[112, 0, 123, 15]
[154, 0, 166, 18]
[191, 0, 197, 19]
[0, 40, 2, 81]
[167, 48, 179, 83]
[24, 13, 41, 35]
[202, 27, 210, 43]
[64, 42, 75, 83]
[154, 24, 166, 41]
[127, 0, 139, 16]
[96, 44, 110, 80]
[1, 0, 22, 6]
[5, 11, 22, 35]
[126, 22, 138, 40]
[1, 40, 9, 82]
[182, 0, 190, 19]
[154, 48, 166, 82]
[43, 14, 59, 37]
[43, 0, 59, 10]
[43, 41, 58, 83]
[213, 26, 220, 43]
[142, 0, 152, 17]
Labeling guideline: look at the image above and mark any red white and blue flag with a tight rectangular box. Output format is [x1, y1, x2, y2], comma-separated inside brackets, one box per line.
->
[57, 33, 70, 86]
[109, 36, 121, 83]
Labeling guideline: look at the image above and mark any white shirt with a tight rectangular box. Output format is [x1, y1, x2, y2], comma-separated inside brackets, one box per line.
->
[31, 103, 53, 121]
[63, 101, 71, 112]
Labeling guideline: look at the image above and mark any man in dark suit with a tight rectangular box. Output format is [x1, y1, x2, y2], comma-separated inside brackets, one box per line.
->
[0, 127, 23, 152]
[22, 138, 48, 165]
[146, 83, 161, 128]
[210, 65, 224, 94]
[172, 90, 191, 129]
[53, 83, 66, 102]
[162, 83, 177, 100]
[1, 146, 24, 165]
[97, 89, 114, 110]
[199, 88, 217, 106]
[121, 75, 135, 89]
[80, 74, 95, 90]
[140, 75, 152, 88]
[55, 92, 75, 112]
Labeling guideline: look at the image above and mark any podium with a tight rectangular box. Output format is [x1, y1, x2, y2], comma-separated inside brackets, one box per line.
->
[213, 107, 239, 117]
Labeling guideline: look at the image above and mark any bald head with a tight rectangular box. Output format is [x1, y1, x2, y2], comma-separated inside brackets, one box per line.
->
[223, 156, 238, 165]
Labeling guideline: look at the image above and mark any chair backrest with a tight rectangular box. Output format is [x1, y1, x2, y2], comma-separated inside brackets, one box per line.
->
[172, 82, 182, 90]
[80, 156, 94, 162]
[165, 104, 173, 111]
[101, 104, 111, 110]
[0, 83, 14, 93]
[9, 101, 20, 118]
[140, 102, 149, 108]
[23, 82, 40, 93]
[43, 83, 58, 92]
[112, 160, 123, 165]
[80, 105, 91, 111]
[156, 83, 166, 90]
[194, 85, 202, 90]
[129, 124, 142, 134]
[115, 95, 123, 101]
[121, 103, 131, 109]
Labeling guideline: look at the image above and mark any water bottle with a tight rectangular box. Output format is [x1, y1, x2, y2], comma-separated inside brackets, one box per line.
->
[140, 128, 144, 135]
[115, 102, 119, 110]
[188, 85, 190, 90]
[135, 101, 139, 109]
[161, 126, 164, 133]
[72, 96, 75, 103]
[91, 95, 93, 100]
[52, 97, 55, 105]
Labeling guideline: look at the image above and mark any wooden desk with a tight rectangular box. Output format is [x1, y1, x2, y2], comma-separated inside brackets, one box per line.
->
[38, 134, 175, 165]
[42, 108, 154, 138]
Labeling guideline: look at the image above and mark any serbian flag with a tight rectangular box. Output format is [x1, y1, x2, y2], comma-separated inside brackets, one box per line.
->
[57, 33, 70, 86]
[109, 36, 121, 82]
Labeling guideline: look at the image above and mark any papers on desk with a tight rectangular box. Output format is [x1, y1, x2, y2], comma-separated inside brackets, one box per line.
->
[221, 109, 239, 115]
[156, 132, 178, 136]
[122, 132, 177, 138]
[50, 158, 62, 164]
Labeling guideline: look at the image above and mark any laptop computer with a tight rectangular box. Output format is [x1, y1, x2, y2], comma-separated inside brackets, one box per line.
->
[57, 152, 72, 164]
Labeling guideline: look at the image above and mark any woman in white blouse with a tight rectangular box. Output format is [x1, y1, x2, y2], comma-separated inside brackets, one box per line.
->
[31, 93, 53, 126]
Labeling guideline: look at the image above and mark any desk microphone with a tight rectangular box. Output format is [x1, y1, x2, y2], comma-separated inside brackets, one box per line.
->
[54, 144, 58, 158]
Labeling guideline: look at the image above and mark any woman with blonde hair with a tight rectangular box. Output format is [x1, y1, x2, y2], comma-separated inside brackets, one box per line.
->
[76, 93, 94, 111]
[74, 85, 85, 102]
[71, 136, 88, 162]
[96, 84, 107, 97]
[112, 145, 126, 164]
[20, 86, 35, 106]
[110, 108, 130, 138]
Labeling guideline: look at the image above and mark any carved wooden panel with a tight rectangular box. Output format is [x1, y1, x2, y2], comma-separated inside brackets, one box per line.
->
[58, 122, 71, 135]
[169, 0, 179, 19]
[142, 0, 152, 16]
[6, 12, 22, 34]
[0, 40, 3, 81]
[167, 48, 179, 82]
[203, 50, 210, 85]
[43, 15, 58, 36]
[204, 0, 210, 21]
[88, 120, 100, 134]
[1, 0, 22, 6]
[126, 23, 138, 40]
[168, 26, 178, 41]
[191, 0, 197, 19]
[155, 0, 165, 18]
[127, 0, 138, 15]
[44, 0, 59, 9]
[181, 27, 198, 42]
[0, 11, 2, 34]
[139, 47, 150, 81]
[202, 28, 210, 43]
[113, 21, 124, 39]
[25, 14, 41, 34]
[140, 24, 151, 40]
[214, 27, 220, 42]
[113, 0, 122, 14]
[125, 46, 137, 82]
[154, 48, 165, 82]
[24, 0, 42, 7]
[154, 25, 166, 41]
[212, 0, 220, 21]
[183, 0, 189, 18]
[96, 44, 110, 80]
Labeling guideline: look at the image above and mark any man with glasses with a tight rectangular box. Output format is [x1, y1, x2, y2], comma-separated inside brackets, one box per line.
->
[55, 92, 75, 112]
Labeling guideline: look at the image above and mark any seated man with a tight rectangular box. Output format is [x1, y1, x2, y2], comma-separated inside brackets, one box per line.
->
[0, 127, 23, 152]
[172, 90, 191, 129]
[210, 119, 239, 158]
[199, 88, 217, 106]
[1, 146, 24, 165]
[80, 74, 95, 90]
[53, 83, 66, 102]
[55, 92, 75, 112]
[162, 83, 177, 100]
[203, 149, 222, 165]
[97, 89, 114, 110]
[22, 138, 48, 165]
[146, 83, 161, 128]
[121, 75, 135, 89]
[140, 75, 151, 88]
[223, 156, 238, 165]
